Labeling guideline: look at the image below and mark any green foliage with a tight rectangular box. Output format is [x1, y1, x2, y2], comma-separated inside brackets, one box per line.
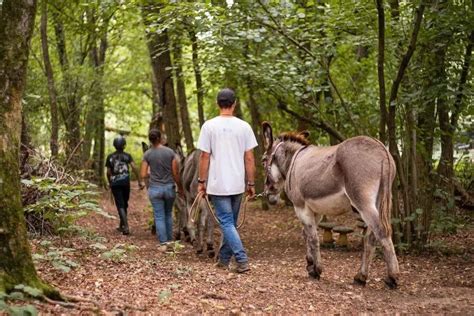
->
[22, 177, 110, 235]
[0, 288, 39, 316]
[33, 243, 79, 273]
[455, 155, 473, 191]
[430, 205, 465, 235]
[100, 243, 139, 261]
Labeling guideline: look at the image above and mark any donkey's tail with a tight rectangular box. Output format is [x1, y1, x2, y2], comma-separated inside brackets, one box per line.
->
[378, 153, 394, 237]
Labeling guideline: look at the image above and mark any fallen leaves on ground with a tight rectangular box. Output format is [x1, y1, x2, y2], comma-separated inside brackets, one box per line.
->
[30, 182, 474, 314]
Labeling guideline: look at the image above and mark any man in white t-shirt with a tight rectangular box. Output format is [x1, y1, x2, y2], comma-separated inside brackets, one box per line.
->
[197, 88, 258, 273]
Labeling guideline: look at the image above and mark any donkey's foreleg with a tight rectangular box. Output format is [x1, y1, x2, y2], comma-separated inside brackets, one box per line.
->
[296, 207, 322, 279]
[185, 197, 197, 245]
[354, 229, 376, 286]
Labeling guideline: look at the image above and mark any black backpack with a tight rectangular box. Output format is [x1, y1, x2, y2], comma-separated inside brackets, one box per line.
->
[110, 153, 130, 186]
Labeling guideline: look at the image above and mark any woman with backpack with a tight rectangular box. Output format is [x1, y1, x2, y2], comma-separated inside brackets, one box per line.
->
[106, 135, 144, 235]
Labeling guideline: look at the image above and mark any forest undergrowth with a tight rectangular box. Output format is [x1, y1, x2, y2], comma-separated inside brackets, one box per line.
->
[6, 182, 471, 314]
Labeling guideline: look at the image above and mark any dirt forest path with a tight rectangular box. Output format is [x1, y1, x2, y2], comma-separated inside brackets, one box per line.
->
[35, 182, 473, 314]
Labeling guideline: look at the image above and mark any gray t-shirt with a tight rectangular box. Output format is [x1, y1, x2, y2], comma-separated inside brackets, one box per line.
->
[143, 146, 176, 186]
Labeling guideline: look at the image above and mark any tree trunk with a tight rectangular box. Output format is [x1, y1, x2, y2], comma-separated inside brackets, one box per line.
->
[173, 41, 195, 152]
[246, 81, 269, 210]
[437, 25, 473, 206]
[90, 34, 107, 185]
[189, 29, 205, 127]
[52, 12, 82, 167]
[142, 3, 181, 150]
[40, 0, 59, 158]
[376, 0, 387, 143]
[0, 0, 57, 296]
[386, 2, 425, 246]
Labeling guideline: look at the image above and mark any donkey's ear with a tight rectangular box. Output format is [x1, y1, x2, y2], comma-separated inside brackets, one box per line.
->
[298, 130, 310, 139]
[141, 141, 149, 153]
[262, 121, 273, 150]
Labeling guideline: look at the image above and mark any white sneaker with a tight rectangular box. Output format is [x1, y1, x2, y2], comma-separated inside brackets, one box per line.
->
[158, 244, 167, 252]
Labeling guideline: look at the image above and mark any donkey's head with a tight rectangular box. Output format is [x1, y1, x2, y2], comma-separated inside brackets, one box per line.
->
[262, 122, 283, 205]
[262, 122, 310, 205]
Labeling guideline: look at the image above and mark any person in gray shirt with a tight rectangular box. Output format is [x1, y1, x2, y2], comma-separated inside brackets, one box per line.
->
[140, 129, 183, 249]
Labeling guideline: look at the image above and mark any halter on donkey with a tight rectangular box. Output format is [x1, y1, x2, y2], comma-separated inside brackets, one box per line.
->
[261, 122, 400, 289]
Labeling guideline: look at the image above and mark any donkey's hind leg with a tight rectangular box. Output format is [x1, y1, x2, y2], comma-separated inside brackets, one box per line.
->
[196, 205, 207, 254]
[353, 228, 376, 286]
[296, 207, 322, 279]
[355, 205, 399, 289]
[206, 213, 216, 258]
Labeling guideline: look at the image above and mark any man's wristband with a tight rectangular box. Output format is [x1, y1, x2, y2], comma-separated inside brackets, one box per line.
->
[198, 178, 207, 184]
[247, 182, 255, 187]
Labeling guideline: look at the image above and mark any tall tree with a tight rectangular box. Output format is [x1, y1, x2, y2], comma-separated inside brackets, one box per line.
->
[52, 8, 84, 168]
[90, 31, 108, 185]
[376, 0, 387, 143]
[386, 3, 426, 244]
[189, 28, 205, 127]
[0, 0, 56, 296]
[173, 41, 195, 152]
[437, 7, 474, 205]
[142, 2, 181, 149]
[40, 0, 59, 158]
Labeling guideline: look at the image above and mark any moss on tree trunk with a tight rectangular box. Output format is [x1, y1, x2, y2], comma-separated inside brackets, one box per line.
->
[0, 0, 58, 298]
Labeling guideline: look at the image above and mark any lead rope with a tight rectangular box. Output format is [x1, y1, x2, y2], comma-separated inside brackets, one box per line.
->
[188, 191, 249, 229]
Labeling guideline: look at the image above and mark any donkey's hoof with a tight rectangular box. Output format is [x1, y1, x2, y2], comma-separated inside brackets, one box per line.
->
[308, 271, 320, 280]
[353, 273, 367, 286]
[384, 276, 398, 289]
[207, 245, 215, 258]
[307, 265, 322, 280]
[196, 249, 204, 255]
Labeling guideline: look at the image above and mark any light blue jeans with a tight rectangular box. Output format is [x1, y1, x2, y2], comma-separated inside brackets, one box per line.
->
[209, 194, 248, 264]
[148, 184, 175, 244]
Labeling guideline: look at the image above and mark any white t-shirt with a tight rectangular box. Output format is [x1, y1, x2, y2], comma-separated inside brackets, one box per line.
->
[197, 116, 258, 195]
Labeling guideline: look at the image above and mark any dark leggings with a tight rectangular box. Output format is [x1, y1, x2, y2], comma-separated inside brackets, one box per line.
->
[111, 185, 130, 212]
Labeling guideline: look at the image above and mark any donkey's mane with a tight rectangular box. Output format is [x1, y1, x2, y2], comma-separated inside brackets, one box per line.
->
[278, 132, 310, 145]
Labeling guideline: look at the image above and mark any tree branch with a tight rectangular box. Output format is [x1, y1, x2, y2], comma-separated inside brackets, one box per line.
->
[255, 0, 357, 133]
[277, 102, 346, 142]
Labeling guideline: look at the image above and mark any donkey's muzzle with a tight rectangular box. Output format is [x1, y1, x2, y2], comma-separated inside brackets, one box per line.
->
[267, 194, 279, 205]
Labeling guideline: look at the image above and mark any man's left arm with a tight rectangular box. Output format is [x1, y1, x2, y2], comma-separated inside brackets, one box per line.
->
[244, 150, 256, 199]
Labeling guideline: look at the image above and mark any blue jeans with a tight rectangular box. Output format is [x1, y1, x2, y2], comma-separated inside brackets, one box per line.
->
[209, 194, 248, 264]
[148, 184, 175, 244]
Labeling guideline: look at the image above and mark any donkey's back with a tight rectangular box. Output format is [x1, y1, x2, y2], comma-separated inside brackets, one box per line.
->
[336, 136, 395, 186]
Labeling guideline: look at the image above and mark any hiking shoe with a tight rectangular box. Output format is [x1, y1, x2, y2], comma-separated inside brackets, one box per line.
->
[215, 261, 229, 270]
[235, 262, 250, 274]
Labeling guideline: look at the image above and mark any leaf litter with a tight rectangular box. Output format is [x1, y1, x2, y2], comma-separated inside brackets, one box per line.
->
[27, 182, 473, 314]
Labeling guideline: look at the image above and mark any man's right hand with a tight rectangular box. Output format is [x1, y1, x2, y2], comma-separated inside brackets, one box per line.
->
[246, 185, 256, 200]
[198, 182, 207, 195]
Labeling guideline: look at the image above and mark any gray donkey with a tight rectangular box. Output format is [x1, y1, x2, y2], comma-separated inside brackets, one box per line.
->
[182, 149, 215, 257]
[261, 122, 399, 289]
